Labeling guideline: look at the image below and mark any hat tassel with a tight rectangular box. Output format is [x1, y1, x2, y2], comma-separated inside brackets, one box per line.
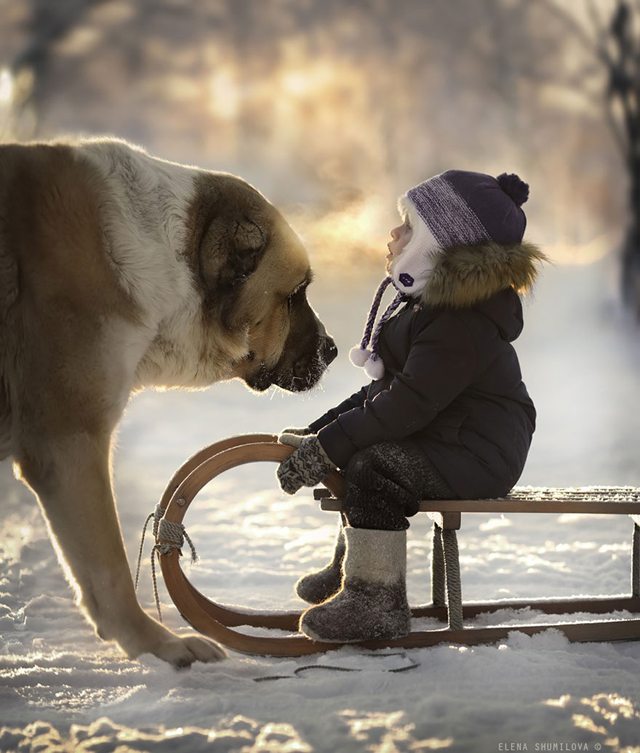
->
[350, 276, 404, 380]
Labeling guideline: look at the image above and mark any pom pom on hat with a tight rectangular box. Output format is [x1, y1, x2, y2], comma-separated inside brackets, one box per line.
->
[350, 346, 371, 367]
[497, 173, 529, 207]
[352, 344, 387, 380]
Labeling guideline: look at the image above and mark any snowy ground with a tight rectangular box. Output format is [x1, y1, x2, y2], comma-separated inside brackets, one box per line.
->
[2, 253, 640, 752]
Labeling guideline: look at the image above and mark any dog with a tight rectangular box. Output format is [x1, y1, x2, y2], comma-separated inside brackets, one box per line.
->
[0, 138, 337, 667]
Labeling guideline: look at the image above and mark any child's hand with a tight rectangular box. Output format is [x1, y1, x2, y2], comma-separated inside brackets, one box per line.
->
[277, 436, 336, 495]
[278, 426, 312, 449]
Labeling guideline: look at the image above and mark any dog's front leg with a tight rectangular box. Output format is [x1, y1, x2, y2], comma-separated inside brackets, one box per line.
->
[15, 431, 225, 668]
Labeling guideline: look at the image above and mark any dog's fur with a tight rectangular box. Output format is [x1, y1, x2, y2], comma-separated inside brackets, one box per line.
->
[0, 138, 336, 667]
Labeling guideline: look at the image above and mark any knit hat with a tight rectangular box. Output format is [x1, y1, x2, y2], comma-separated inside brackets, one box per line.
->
[350, 170, 530, 380]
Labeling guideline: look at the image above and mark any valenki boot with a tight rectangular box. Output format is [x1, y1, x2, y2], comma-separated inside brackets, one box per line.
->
[295, 516, 346, 604]
[300, 527, 411, 643]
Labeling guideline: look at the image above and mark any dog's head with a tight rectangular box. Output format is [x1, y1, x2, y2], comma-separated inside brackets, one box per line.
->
[189, 174, 337, 392]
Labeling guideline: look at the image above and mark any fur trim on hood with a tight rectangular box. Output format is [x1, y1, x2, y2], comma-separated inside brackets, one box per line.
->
[422, 240, 547, 308]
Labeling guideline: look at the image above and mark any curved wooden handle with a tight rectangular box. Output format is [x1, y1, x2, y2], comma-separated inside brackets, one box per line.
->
[157, 434, 348, 656]
[158, 433, 279, 511]
[162, 436, 346, 526]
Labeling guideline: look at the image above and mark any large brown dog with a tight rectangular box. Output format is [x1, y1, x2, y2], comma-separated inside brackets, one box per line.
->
[0, 138, 337, 667]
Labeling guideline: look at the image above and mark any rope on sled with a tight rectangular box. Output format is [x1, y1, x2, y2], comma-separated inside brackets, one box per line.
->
[431, 524, 446, 608]
[430, 522, 463, 631]
[134, 504, 198, 623]
[134, 504, 164, 590]
[442, 528, 463, 630]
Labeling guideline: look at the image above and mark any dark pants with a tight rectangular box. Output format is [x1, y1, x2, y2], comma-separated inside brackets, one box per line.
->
[343, 442, 457, 531]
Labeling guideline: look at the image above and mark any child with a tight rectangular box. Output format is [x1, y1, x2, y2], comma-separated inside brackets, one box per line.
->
[277, 170, 546, 643]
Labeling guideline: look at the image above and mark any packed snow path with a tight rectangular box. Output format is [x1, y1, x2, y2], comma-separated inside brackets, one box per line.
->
[2, 255, 640, 752]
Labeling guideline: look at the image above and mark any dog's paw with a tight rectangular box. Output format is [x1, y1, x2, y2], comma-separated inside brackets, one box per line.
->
[116, 616, 227, 668]
[153, 633, 227, 669]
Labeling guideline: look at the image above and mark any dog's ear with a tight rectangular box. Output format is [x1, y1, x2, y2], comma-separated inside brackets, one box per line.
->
[198, 215, 268, 327]
[200, 216, 267, 289]
[225, 218, 267, 285]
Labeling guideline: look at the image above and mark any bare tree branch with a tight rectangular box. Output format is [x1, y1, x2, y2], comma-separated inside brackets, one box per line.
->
[13, 0, 105, 73]
[606, 96, 632, 156]
[585, 0, 612, 48]
[535, 0, 608, 64]
[10, 0, 108, 134]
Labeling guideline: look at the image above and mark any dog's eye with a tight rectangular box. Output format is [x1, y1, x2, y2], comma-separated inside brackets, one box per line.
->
[286, 285, 306, 310]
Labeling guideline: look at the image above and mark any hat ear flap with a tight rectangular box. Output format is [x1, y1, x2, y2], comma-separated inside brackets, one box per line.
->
[392, 195, 442, 294]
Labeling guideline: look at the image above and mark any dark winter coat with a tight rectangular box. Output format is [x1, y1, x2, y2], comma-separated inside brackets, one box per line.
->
[310, 240, 544, 499]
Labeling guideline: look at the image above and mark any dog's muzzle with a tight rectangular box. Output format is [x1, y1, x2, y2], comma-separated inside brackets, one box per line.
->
[246, 335, 338, 393]
[321, 336, 338, 366]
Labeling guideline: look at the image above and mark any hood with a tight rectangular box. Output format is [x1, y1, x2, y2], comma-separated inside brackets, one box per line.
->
[473, 287, 524, 342]
[422, 240, 546, 309]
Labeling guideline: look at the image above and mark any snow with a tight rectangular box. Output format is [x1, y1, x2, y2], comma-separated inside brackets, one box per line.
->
[3, 254, 640, 752]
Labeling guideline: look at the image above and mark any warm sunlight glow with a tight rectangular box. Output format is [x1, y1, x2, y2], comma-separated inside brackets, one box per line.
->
[479, 516, 512, 532]
[292, 197, 389, 272]
[0, 68, 13, 104]
[281, 61, 333, 97]
[544, 695, 571, 708]
[581, 693, 639, 723]
[546, 231, 621, 266]
[209, 69, 240, 120]
[281, 71, 310, 97]
[0, 521, 34, 562]
[340, 710, 453, 750]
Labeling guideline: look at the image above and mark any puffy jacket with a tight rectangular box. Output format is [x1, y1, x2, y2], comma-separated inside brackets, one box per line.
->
[310, 240, 544, 499]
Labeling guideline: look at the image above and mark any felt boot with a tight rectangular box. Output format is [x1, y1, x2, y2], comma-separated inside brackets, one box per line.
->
[300, 527, 411, 643]
[295, 517, 346, 604]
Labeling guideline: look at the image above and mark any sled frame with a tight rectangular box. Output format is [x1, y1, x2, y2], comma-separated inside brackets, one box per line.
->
[156, 434, 640, 656]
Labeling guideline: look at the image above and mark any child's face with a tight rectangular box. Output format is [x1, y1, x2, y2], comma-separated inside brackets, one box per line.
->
[386, 219, 412, 268]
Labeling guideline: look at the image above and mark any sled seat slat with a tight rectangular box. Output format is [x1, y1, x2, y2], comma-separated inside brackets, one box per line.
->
[313, 485, 640, 640]
[314, 486, 640, 516]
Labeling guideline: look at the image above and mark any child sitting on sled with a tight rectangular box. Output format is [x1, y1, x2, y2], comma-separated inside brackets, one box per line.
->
[276, 169, 546, 644]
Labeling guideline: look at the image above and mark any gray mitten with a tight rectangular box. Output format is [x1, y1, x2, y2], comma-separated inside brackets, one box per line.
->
[282, 426, 313, 435]
[278, 426, 313, 449]
[277, 436, 336, 495]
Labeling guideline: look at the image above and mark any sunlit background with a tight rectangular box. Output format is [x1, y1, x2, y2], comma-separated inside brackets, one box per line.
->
[0, 0, 630, 273]
[4, 3, 640, 751]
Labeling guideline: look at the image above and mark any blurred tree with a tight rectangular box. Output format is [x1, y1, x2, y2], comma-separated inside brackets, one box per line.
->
[0, 0, 622, 272]
[604, 2, 640, 313]
[539, 0, 640, 312]
[10, 0, 108, 137]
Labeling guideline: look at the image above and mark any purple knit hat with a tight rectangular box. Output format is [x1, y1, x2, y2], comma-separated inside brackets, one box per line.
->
[350, 170, 530, 380]
[407, 170, 528, 247]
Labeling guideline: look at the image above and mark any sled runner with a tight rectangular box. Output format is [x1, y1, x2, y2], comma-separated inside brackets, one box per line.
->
[155, 434, 640, 656]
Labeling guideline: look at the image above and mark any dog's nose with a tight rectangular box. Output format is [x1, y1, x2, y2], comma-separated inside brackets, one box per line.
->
[322, 337, 338, 365]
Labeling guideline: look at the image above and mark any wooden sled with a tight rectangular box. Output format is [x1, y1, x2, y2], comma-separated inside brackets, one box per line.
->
[156, 434, 640, 656]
